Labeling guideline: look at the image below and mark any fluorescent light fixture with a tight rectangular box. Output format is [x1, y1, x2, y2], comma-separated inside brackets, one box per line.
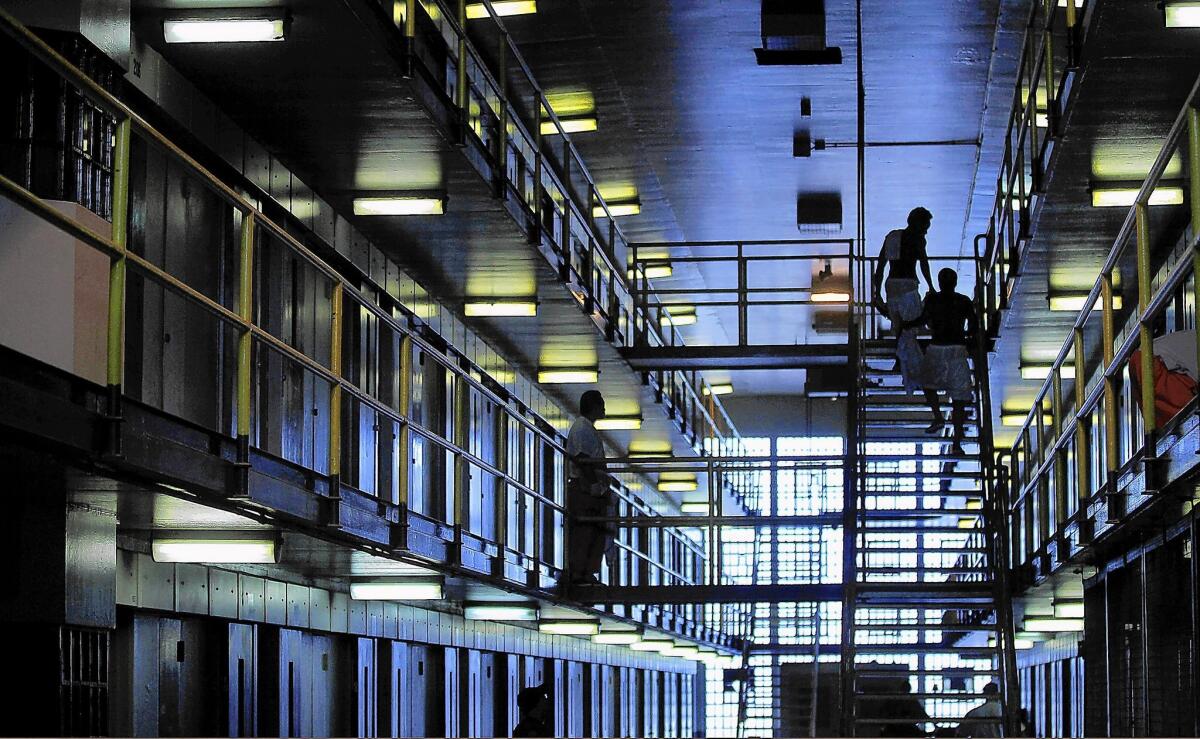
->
[630, 638, 675, 652]
[593, 631, 641, 645]
[660, 306, 697, 327]
[464, 301, 537, 317]
[539, 621, 600, 635]
[163, 18, 286, 43]
[593, 201, 641, 218]
[957, 516, 979, 530]
[664, 645, 700, 658]
[152, 537, 277, 564]
[1165, 1, 1200, 26]
[1057, 0, 1084, 7]
[1048, 293, 1123, 312]
[681, 502, 710, 514]
[537, 368, 599, 384]
[540, 117, 598, 135]
[1054, 600, 1085, 618]
[349, 579, 443, 601]
[965, 498, 983, 510]
[1019, 363, 1075, 381]
[1001, 412, 1052, 427]
[659, 480, 698, 493]
[811, 291, 851, 303]
[702, 383, 734, 396]
[990, 637, 1035, 650]
[464, 604, 538, 621]
[629, 262, 674, 280]
[466, 0, 537, 19]
[1036, 112, 1049, 128]
[353, 196, 445, 216]
[1023, 617, 1084, 632]
[1090, 186, 1184, 208]
[595, 416, 643, 431]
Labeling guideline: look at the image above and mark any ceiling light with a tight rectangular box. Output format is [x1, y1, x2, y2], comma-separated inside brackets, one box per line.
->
[1019, 363, 1075, 381]
[630, 638, 675, 652]
[659, 480, 698, 493]
[1023, 617, 1084, 632]
[466, 0, 537, 19]
[702, 383, 734, 396]
[1090, 186, 1184, 208]
[163, 17, 286, 43]
[957, 517, 979, 530]
[152, 537, 278, 564]
[1057, 0, 1084, 6]
[537, 368, 598, 384]
[1165, 1, 1200, 26]
[593, 632, 641, 645]
[464, 301, 537, 317]
[990, 637, 1035, 650]
[660, 306, 697, 327]
[664, 645, 701, 658]
[593, 201, 641, 218]
[353, 196, 445, 216]
[539, 621, 600, 635]
[1054, 600, 1085, 618]
[349, 579, 443, 601]
[595, 416, 643, 431]
[1035, 112, 1049, 128]
[811, 291, 851, 303]
[540, 117, 598, 135]
[1048, 293, 1122, 312]
[680, 502, 710, 514]
[464, 603, 538, 621]
[630, 262, 674, 280]
[1001, 412, 1053, 427]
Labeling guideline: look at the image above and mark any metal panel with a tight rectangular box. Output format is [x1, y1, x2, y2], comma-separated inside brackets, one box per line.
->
[239, 574, 266, 622]
[116, 547, 138, 607]
[408, 643, 430, 738]
[330, 591, 349, 634]
[366, 600, 384, 637]
[348, 598, 367, 635]
[265, 579, 287, 625]
[209, 568, 239, 619]
[286, 583, 310, 629]
[380, 641, 409, 738]
[227, 622, 258, 738]
[174, 563, 209, 615]
[136, 554, 174, 612]
[310, 588, 332, 633]
[382, 602, 399, 640]
[444, 646, 461, 738]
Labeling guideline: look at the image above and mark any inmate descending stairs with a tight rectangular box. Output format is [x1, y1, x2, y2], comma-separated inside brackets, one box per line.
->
[839, 328, 1020, 737]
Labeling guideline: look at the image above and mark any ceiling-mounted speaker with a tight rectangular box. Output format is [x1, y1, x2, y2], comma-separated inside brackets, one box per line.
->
[756, 0, 842, 65]
[797, 193, 842, 233]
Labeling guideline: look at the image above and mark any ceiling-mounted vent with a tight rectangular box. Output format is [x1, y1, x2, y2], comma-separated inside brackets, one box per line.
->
[797, 193, 842, 233]
[756, 0, 842, 65]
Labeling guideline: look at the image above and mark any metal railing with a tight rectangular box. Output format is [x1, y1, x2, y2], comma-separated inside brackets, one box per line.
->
[392, 0, 742, 445]
[976, 0, 1087, 336]
[0, 7, 746, 646]
[1004, 75, 1200, 574]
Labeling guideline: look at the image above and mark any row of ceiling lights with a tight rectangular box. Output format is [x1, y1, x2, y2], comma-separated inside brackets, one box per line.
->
[150, 535, 735, 661]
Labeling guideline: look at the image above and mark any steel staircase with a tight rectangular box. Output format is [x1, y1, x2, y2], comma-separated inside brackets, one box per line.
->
[840, 301, 1021, 736]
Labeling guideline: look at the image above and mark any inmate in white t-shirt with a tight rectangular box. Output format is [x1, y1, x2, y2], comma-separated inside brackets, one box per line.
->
[566, 417, 604, 479]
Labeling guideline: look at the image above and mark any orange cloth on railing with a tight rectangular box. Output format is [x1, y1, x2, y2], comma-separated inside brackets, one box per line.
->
[1130, 348, 1197, 429]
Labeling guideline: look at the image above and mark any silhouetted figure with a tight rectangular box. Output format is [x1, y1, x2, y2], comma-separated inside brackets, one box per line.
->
[512, 682, 553, 737]
[956, 683, 1002, 738]
[880, 677, 931, 738]
[563, 390, 612, 587]
[872, 207, 934, 393]
[905, 268, 977, 455]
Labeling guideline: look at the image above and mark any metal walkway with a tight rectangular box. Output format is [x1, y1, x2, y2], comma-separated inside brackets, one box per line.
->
[840, 306, 1021, 736]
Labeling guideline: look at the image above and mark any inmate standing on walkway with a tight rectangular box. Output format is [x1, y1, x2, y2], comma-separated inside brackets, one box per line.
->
[906, 268, 978, 455]
[871, 207, 934, 394]
[565, 390, 613, 587]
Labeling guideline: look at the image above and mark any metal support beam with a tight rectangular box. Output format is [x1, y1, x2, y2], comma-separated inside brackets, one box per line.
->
[106, 117, 131, 457]
[574, 583, 843, 605]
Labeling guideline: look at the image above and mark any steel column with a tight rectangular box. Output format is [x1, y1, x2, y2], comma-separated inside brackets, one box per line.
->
[1101, 273, 1120, 515]
[1189, 108, 1200, 407]
[1073, 327, 1090, 539]
[236, 211, 256, 475]
[329, 282, 344, 480]
[1135, 203, 1155, 446]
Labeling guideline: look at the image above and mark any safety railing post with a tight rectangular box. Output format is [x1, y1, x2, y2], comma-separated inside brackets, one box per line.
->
[235, 211, 256, 492]
[452, 371, 469, 567]
[329, 282, 344, 488]
[1191, 108, 1200, 402]
[1042, 0, 1056, 136]
[736, 243, 748, 347]
[494, 33, 509, 198]
[1135, 203, 1156, 457]
[1101, 273, 1120, 518]
[456, 0, 468, 138]
[1064, 0, 1079, 67]
[105, 117, 131, 457]
[1073, 327, 1091, 542]
[1051, 369, 1067, 543]
[494, 412, 509, 578]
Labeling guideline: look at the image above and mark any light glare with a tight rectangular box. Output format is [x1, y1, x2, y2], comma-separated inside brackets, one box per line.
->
[353, 197, 445, 216]
[163, 18, 285, 43]
[152, 538, 276, 563]
[465, 0, 537, 19]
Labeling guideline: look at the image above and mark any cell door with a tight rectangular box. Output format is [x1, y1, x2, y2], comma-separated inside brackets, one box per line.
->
[356, 637, 378, 737]
[226, 623, 257, 738]
[380, 641, 409, 737]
